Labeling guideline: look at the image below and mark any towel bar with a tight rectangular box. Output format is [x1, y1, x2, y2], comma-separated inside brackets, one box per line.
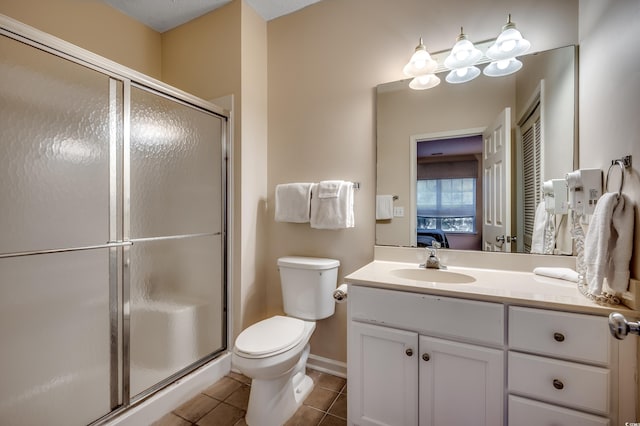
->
[606, 155, 632, 197]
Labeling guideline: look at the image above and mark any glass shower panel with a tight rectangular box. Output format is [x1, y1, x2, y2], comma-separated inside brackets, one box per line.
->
[129, 85, 223, 239]
[0, 35, 111, 254]
[129, 235, 224, 397]
[0, 249, 111, 425]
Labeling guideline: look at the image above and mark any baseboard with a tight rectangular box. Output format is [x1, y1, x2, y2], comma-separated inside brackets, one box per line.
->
[307, 353, 347, 378]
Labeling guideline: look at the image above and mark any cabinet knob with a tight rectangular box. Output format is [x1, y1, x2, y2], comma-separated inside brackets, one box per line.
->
[553, 332, 565, 342]
[422, 353, 430, 361]
[552, 379, 564, 390]
[406, 348, 414, 357]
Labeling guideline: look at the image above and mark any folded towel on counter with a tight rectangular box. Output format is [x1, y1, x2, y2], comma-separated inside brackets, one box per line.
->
[317, 180, 343, 198]
[376, 195, 394, 220]
[274, 183, 313, 223]
[533, 267, 579, 283]
[607, 193, 634, 292]
[310, 181, 354, 229]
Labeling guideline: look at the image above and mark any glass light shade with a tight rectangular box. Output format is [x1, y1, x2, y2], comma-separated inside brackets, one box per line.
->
[486, 20, 531, 60]
[403, 38, 438, 77]
[409, 74, 441, 90]
[444, 36, 482, 69]
[446, 66, 481, 84]
[483, 58, 523, 77]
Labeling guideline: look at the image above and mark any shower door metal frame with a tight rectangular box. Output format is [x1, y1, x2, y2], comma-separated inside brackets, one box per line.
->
[0, 14, 230, 424]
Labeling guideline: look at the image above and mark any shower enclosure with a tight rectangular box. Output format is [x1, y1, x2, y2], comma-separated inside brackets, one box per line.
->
[0, 17, 228, 425]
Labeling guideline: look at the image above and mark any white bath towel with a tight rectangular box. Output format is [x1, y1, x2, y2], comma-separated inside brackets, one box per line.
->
[531, 201, 548, 254]
[584, 192, 618, 295]
[317, 180, 343, 198]
[310, 181, 355, 229]
[376, 195, 394, 220]
[533, 267, 579, 283]
[274, 183, 313, 223]
[607, 194, 634, 293]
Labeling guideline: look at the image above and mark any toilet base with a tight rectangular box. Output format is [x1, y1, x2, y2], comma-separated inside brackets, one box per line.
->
[245, 344, 313, 426]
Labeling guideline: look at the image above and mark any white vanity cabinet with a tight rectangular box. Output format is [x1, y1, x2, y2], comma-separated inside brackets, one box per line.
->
[347, 285, 505, 426]
[507, 306, 636, 426]
[347, 284, 637, 426]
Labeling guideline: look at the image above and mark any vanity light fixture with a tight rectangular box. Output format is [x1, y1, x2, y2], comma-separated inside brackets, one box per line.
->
[444, 28, 482, 84]
[484, 14, 530, 77]
[404, 37, 440, 90]
[403, 37, 438, 77]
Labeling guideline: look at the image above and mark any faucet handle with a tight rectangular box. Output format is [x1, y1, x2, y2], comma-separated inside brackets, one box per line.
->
[431, 241, 441, 250]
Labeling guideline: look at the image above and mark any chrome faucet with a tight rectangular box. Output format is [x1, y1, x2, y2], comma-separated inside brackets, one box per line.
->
[420, 241, 445, 269]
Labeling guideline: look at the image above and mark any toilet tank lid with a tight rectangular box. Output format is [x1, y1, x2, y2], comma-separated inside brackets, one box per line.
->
[278, 256, 340, 270]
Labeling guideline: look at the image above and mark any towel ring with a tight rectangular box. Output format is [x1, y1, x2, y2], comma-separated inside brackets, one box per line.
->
[606, 159, 626, 198]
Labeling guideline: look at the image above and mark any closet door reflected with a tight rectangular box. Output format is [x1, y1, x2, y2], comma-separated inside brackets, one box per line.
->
[129, 86, 225, 397]
[0, 35, 115, 425]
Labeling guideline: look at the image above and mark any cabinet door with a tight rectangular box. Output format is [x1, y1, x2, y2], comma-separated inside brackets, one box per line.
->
[419, 336, 504, 426]
[348, 322, 418, 426]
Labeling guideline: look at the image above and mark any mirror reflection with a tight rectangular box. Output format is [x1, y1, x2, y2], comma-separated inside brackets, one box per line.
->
[376, 45, 577, 254]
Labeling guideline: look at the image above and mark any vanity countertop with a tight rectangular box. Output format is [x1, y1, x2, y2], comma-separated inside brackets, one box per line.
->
[345, 259, 637, 316]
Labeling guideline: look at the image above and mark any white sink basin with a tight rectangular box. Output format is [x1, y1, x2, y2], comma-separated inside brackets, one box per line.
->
[390, 268, 476, 284]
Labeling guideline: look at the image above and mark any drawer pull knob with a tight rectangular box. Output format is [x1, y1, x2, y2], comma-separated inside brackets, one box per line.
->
[553, 379, 564, 390]
[406, 348, 414, 357]
[553, 332, 565, 342]
[422, 353, 430, 361]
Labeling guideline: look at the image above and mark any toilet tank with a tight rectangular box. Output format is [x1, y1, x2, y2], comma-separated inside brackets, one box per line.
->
[277, 256, 340, 320]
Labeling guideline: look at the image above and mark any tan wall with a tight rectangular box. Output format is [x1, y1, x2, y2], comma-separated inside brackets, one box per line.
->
[0, 0, 162, 79]
[579, 0, 640, 286]
[162, 0, 268, 340]
[238, 2, 269, 337]
[267, 0, 578, 362]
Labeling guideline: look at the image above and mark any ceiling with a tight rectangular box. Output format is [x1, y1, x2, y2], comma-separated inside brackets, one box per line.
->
[100, 0, 323, 33]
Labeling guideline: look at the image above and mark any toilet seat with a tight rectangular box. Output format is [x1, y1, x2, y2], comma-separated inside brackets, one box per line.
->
[235, 315, 306, 358]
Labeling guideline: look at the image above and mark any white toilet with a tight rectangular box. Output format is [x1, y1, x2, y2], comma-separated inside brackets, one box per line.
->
[232, 256, 340, 426]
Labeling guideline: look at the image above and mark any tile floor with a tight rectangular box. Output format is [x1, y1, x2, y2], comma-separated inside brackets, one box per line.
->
[153, 369, 347, 426]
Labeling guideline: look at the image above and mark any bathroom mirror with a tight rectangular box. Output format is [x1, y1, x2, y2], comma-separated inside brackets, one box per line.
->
[376, 45, 577, 254]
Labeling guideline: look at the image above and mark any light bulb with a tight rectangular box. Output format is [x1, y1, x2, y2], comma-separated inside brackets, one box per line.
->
[455, 50, 469, 61]
[500, 39, 516, 52]
[497, 60, 510, 70]
[456, 68, 468, 77]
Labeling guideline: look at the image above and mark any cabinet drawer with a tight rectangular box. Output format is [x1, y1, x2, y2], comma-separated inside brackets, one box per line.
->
[350, 285, 504, 346]
[509, 395, 610, 426]
[509, 306, 610, 364]
[508, 352, 610, 415]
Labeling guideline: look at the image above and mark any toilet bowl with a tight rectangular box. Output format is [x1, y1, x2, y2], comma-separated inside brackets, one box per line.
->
[232, 256, 340, 426]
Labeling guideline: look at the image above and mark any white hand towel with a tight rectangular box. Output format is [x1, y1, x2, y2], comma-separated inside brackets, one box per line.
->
[584, 192, 618, 295]
[376, 195, 394, 220]
[310, 181, 355, 229]
[607, 194, 634, 293]
[317, 180, 343, 198]
[530, 201, 548, 254]
[274, 183, 313, 223]
[533, 267, 579, 282]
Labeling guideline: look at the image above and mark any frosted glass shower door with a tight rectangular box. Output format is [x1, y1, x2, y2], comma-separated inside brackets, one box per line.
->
[0, 35, 116, 425]
[128, 85, 225, 397]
